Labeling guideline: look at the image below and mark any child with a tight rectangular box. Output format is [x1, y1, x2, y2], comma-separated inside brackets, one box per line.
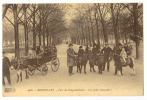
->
[120, 48, 127, 62]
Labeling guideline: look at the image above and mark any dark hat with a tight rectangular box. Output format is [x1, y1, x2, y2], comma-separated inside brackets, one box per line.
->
[68, 43, 73, 47]
[118, 43, 122, 46]
[79, 46, 83, 48]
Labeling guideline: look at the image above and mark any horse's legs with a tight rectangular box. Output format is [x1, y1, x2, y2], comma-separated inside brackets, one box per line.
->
[120, 66, 123, 75]
[84, 64, 86, 74]
[80, 65, 82, 73]
[103, 61, 106, 71]
[17, 73, 19, 83]
[114, 66, 117, 75]
[90, 62, 92, 72]
[25, 69, 29, 79]
[129, 57, 136, 75]
[20, 72, 22, 82]
[92, 65, 96, 72]
[107, 61, 110, 72]
[100, 65, 103, 74]
[77, 63, 79, 73]
[98, 66, 100, 74]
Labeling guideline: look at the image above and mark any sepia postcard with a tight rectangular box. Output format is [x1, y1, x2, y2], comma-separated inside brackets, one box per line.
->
[2, 3, 143, 96]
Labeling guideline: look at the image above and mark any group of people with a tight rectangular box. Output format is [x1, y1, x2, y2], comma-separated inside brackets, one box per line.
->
[2, 44, 57, 86]
[27, 44, 57, 59]
[67, 42, 133, 76]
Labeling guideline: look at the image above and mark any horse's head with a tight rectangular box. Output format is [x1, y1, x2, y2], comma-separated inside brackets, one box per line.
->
[10, 57, 18, 69]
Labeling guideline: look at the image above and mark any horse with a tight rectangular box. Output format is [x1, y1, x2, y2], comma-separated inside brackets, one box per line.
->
[93, 52, 105, 74]
[76, 54, 88, 74]
[11, 57, 29, 83]
[112, 54, 136, 76]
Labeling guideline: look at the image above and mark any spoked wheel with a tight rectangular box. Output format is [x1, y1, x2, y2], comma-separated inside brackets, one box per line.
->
[51, 57, 60, 72]
[28, 65, 35, 76]
[42, 63, 48, 76]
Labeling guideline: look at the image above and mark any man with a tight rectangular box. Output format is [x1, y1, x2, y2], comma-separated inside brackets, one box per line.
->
[101, 42, 112, 72]
[28, 48, 36, 58]
[114, 43, 123, 75]
[3, 51, 11, 85]
[67, 43, 77, 76]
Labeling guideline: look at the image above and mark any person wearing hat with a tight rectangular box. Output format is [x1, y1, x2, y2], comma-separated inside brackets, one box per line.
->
[114, 42, 123, 75]
[78, 46, 85, 58]
[67, 43, 77, 76]
[3, 51, 11, 85]
[101, 42, 112, 72]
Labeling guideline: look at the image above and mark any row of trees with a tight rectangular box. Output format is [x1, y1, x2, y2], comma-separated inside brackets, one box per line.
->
[69, 3, 143, 59]
[3, 4, 67, 58]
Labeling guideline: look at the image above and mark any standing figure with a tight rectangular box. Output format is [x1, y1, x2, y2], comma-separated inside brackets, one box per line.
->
[92, 44, 98, 63]
[101, 42, 112, 72]
[77, 46, 86, 74]
[67, 43, 77, 76]
[3, 51, 11, 85]
[87, 46, 95, 72]
[114, 43, 123, 75]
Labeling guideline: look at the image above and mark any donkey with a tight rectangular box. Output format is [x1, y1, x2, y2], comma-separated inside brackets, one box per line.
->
[11, 57, 29, 83]
[76, 54, 88, 74]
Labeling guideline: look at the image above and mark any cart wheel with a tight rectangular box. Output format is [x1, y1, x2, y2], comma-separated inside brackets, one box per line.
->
[51, 57, 60, 72]
[42, 63, 48, 75]
[28, 65, 35, 76]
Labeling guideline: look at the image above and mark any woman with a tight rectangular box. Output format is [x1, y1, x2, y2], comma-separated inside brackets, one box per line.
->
[67, 43, 77, 76]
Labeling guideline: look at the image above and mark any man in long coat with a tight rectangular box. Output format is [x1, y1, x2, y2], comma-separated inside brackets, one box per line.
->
[101, 42, 112, 71]
[3, 51, 11, 85]
[67, 43, 77, 76]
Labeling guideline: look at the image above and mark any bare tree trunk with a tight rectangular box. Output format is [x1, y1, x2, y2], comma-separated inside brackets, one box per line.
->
[33, 6, 36, 49]
[133, 3, 140, 59]
[23, 4, 28, 55]
[94, 12, 100, 48]
[98, 4, 108, 43]
[111, 4, 119, 46]
[87, 25, 91, 46]
[89, 8, 94, 45]
[13, 4, 20, 58]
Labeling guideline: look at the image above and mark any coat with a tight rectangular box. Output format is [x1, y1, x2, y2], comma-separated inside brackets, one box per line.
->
[3, 56, 11, 76]
[114, 47, 122, 67]
[67, 48, 77, 66]
[101, 47, 112, 60]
